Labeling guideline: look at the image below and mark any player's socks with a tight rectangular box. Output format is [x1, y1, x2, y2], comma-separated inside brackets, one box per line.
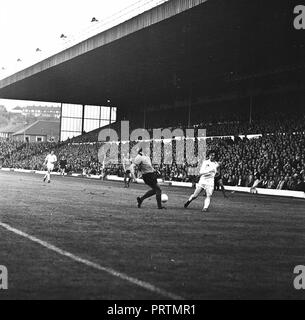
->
[156, 193, 163, 209]
[43, 176, 46, 182]
[46, 172, 51, 183]
[185, 194, 196, 208]
[203, 196, 211, 211]
[137, 197, 143, 208]
[184, 200, 191, 208]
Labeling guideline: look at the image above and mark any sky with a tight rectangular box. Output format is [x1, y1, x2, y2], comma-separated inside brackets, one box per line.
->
[0, 0, 166, 110]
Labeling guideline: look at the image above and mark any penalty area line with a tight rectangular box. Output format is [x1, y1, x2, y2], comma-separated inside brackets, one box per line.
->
[0, 221, 183, 300]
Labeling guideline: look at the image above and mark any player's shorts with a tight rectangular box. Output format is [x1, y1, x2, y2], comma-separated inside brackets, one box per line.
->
[197, 177, 214, 197]
[142, 172, 158, 188]
[47, 164, 54, 171]
[196, 183, 214, 197]
[125, 170, 131, 175]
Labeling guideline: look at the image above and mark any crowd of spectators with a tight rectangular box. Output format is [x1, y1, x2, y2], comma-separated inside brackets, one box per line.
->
[70, 111, 305, 144]
[0, 142, 101, 174]
[191, 113, 305, 137]
[0, 115, 304, 192]
[211, 133, 305, 191]
[0, 140, 23, 158]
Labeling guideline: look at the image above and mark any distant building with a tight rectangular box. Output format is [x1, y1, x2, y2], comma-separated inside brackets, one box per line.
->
[12, 120, 60, 143]
[0, 123, 25, 140]
[10, 107, 23, 114]
[11, 105, 60, 118]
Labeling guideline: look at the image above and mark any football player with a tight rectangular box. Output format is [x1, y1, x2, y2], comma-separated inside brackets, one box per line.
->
[130, 148, 165, 210]
[43, 150, 57, 183]
[184, 151, 220, 212]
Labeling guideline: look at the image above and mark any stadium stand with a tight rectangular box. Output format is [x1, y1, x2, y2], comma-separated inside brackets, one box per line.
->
[1, 114, 305, 192]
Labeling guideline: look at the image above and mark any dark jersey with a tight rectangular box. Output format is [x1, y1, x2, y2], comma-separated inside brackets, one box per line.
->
[214, 169, 223, 184]
[60, 160, 67, 169]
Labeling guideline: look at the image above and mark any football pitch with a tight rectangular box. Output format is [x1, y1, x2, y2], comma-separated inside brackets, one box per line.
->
[0, 171, 304, 300]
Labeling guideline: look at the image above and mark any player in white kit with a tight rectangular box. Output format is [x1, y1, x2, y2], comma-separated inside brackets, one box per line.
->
[184, 151, 220, 212]
[43, 150, 57, 183]
[123, 154, 133, 188]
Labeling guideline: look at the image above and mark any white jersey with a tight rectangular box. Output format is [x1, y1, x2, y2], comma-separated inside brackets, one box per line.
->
[45, 154, 57, 170]
[198, 159, 219, 186]
[45, 154, 57, 165]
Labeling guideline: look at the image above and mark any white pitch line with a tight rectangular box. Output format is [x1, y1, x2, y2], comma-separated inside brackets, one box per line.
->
[0, 221, 183, 300]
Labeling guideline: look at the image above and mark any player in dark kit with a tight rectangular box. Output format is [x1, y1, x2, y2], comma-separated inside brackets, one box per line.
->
[130, 149, 165, 210]
[214, 168, 227, 198]
[59, 156, 67, 176]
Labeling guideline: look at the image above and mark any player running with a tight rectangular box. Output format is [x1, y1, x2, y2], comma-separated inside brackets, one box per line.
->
[122, 154, 133, 188]
[184, 151, 220, 212]
[130, 148, 165, 210]
[43, 150, 57, 183]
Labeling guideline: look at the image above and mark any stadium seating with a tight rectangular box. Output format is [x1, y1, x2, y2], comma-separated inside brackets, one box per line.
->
[1, 116, 304, 192]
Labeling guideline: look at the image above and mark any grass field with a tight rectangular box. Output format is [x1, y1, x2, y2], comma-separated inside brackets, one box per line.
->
[0, 170, 304, 300]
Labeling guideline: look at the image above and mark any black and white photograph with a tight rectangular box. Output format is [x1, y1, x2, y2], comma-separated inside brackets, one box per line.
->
[0, 0, 305, 304]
